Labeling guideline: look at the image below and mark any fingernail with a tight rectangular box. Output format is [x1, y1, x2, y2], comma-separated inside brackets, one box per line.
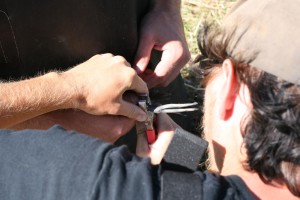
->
[137, 113, 147, 122]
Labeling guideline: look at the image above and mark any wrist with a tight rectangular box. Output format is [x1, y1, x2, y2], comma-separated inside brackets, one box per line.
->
[53, 71, 83, 110]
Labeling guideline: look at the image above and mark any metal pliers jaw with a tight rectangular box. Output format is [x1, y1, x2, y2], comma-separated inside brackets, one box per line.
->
[137, 94, 156, 144]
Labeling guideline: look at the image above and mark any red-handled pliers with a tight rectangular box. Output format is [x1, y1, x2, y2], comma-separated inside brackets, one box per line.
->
[137, 94, 198, 144]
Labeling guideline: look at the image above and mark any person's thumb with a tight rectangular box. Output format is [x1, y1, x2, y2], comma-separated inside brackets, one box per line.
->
[118, 101, 147, 122]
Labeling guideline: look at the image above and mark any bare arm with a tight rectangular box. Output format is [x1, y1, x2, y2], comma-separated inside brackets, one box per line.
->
[0, 54, 148, 128]
[0, 72, 76, 128]
[10, 110, 135, 143]
[10, 91, 140, 142]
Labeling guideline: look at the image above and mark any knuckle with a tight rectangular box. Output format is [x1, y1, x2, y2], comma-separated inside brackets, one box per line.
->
[113, 55, 127, 63]
[91, 53, 113, 62]
[117, 121, 134, 136]
[115, 124, 133, 137]
[122, 68, 136, 84]
[114, 127, 124, 138]
[112, 55, 131, 68]
[90, 54, 101, 61]
[102, 53, 114, 58]
[126, 68, 136, 79]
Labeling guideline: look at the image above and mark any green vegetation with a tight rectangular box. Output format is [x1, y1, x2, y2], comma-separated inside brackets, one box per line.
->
[181, 0, 236, 60]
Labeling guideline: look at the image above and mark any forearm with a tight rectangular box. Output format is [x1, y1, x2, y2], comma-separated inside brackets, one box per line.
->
[10, 109, 136, 143]
[9, 110, 71, 130]
[0, 72, 77, 128]
[1, 54, 148, 128]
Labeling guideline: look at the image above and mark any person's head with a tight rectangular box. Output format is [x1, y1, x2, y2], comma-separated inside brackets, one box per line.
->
[196, 0, 300, 197]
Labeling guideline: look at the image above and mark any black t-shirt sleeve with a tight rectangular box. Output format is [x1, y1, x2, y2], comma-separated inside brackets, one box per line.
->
[0, 125, 159, 200]
[0, 125, 258, 200]
[197, 171, 256, 200]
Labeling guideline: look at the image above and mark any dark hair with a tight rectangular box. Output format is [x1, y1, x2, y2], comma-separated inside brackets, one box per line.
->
[196, 24, 300, 196]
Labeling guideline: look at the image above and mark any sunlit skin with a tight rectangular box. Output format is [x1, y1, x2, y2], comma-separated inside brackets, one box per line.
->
[201, 59, 298, 199]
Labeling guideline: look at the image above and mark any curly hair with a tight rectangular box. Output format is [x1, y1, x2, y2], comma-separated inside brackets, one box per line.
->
[196, 25, 300, 197]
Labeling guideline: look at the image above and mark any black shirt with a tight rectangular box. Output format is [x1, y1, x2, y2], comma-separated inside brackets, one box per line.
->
[0, 0, 149, 79]
[0, 126, 256, 200]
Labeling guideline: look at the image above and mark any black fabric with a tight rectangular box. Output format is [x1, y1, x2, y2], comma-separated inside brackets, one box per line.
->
[161, 170, 202, 200]
[0, 0, 149, 79]
[225, 175, 257, 200]
[160, 168, 256, 200]
[163, 128, 208, 171]
[198, 171, 256, 200]
[0, 126, 256, 200]
[0, 126, 160, 200]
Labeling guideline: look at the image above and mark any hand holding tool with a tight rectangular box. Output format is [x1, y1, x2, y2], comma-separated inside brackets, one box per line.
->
[136, 94, 198, 144]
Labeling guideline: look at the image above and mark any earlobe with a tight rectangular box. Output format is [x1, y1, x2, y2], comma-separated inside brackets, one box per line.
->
[218, 59, 238, 120]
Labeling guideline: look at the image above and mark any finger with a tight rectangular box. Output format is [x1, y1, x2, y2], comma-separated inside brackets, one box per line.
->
[113, 55, 132, 67]
[136, 114, 180, 164]
[140, 60, 177, 88]
[133, 35, 154, 74]
[142, 73, 159, 89]
[159, 44, 182, 77]
[127, 69, 149, 94]
[152, 59, 180, 87]
[118, 100, 147, 122]
[94, 115, 134, 143]
[147, 114, 178, 165]
[136, 123, 149, 158]
[152, 41, 189, 87]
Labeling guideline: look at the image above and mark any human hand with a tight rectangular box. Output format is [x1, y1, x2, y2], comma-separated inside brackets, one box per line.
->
[75, 114, 134, 143]
[58, 111, 135, 143]
[11, 110, 135, 143]
[134, 3, 190, 88]
[63, 54, 148, 122]
[9, 91, 138, 142]
[136, 113, 180, 165]
[59, 91, 138, 142]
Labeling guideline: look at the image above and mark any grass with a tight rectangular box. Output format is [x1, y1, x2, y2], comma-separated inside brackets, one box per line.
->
[181, 0, 236, 60]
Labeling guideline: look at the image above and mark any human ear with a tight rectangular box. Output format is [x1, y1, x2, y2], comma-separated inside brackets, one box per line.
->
[218, 59, 238, 120]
